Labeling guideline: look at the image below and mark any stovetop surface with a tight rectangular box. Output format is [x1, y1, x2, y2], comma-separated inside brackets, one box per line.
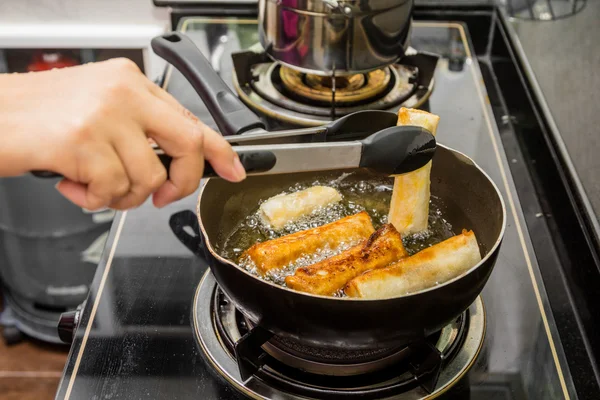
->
[56, 17, 584, 400]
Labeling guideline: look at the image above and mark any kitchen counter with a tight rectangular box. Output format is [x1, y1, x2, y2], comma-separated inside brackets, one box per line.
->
[53, 5, 600, 400]
[55, 15, 599, 400]
[502, 2, 600, 241]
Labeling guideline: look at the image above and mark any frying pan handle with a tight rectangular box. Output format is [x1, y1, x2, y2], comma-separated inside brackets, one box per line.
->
[151, 32, 265, 136]
[169, 210, 203, 256]
[31, 147, 277, 180]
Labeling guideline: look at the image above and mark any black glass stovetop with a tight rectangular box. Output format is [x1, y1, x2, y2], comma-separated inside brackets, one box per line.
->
[55, 14, 598, 400]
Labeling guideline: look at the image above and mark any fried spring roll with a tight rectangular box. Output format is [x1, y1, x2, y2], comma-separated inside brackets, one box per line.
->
[259, 186, 342, 230]
[243, 211, 374, 275]
[388, 108, 440, 235]
[285, 224, 408, 296]
[344, 230, 481, 299]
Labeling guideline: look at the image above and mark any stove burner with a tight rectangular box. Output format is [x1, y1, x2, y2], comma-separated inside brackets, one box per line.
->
[244, 64, 417, 123]
[193, 271, 486, 399]
[244, 316, 412, 377]
[231, 48, 439, 127]
[279, 67, 392, 105]
[266, 331, 401, 364]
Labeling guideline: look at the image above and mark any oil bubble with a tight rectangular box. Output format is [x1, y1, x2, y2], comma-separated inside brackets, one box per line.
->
[356, 181, 371, 193]
[220, 172, 455, 282]
[246, 217, 258, 228]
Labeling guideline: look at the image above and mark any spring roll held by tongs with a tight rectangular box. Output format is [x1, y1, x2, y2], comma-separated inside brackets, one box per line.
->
[388, 108, 440, 235]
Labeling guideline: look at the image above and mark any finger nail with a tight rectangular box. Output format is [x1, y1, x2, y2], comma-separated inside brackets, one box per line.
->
[233, 155, 246, 181]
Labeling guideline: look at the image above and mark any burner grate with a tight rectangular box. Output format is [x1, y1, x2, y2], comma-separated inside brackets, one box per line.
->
[267, 333, 400, 364]
[278, 66, 393, 106]
[213, 288, 465, 396]
[231, 49, 439, 126]
[193, 271, 485, 400]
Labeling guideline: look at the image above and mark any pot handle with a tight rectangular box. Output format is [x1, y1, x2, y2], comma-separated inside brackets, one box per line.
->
[169, 210, 204, 256]
[151, 32, 265, 136]
[401, 51, 439, 94]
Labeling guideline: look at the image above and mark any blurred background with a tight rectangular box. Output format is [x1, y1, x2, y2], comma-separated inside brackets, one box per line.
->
[0, 2, 169, 399]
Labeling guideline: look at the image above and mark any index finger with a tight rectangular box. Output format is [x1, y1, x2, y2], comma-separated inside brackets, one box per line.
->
[144, 81, 247, 179]
[138, 95, 244, 207]
[146, 81, 247, 181]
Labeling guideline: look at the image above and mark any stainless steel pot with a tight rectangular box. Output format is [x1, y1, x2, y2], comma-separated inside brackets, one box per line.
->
[258, 0, 414, 75]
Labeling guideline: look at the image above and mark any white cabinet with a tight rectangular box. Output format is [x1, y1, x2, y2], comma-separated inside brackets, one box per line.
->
[0, 0, 169, 80]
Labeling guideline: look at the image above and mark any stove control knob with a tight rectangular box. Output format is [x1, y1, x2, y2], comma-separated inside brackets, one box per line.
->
[57, 302, 85, 344]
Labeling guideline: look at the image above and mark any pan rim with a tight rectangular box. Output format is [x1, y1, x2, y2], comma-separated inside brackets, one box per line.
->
[197, 142, 507, 302]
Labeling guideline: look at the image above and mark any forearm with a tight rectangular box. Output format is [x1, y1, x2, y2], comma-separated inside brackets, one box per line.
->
[0, 73, 40, 177]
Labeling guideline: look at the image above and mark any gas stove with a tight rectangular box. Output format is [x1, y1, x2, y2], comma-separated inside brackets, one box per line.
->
[55, 5, 600, 400]
[230, 47, 437, 126]
[194, 272, 485, 399]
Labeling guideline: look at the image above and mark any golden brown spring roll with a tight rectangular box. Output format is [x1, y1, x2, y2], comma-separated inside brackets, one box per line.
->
[285, 224, 408, 296]
[259, 186, 342, 230]
[388, 108, 440, 235]
[344, 230, 481, 299]
[242, 211, 375, 275]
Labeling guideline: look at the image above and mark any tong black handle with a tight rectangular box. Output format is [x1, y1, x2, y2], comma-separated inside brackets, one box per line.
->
[31, 148, 277, 180]
[155, 150, 276, 178]
[151, 32, 265, 136]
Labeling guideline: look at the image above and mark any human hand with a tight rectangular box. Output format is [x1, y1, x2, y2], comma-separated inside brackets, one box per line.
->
[0, 58, 246, 210]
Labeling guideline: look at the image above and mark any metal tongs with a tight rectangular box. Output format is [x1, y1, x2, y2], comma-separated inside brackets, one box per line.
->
[153, 124, 436, 178]
[150, 33, 436, 177]
[31, 33, 436, 179]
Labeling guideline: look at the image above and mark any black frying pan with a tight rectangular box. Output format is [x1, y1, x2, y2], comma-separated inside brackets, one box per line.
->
[154, 33, 506, 350]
